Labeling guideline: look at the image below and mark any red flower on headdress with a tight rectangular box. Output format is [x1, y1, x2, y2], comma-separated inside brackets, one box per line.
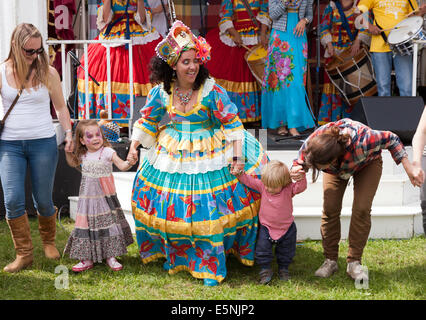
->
[195, 36, 211, 64]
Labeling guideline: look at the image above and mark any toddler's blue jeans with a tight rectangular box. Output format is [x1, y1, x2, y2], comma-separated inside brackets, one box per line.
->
[255, 222, 297, 271]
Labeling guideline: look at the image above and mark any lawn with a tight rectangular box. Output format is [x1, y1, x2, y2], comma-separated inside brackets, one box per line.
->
[0, 216, 425, 301]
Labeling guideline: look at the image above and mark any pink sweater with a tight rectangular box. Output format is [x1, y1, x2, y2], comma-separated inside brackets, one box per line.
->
[238, 173, 307, 240]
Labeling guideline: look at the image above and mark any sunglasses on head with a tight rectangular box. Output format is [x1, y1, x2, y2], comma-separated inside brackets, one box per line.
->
[22, 46, 44, 56]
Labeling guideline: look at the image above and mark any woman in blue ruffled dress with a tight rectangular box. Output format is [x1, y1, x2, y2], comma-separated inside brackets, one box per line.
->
[127, 21, 268, 286]
[262, 0, 316, 136]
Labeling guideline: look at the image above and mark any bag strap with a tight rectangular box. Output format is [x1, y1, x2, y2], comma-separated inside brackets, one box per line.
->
[0, 87, 23, 125]
[1, 63, 34, 125]
[240, 0, 260, 30]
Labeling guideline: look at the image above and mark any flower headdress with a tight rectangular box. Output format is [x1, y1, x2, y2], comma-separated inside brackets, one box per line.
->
[155, 20, 211, 67]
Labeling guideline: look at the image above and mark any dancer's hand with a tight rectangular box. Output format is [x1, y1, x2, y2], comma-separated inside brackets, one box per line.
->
[230, 160, 245, 176]
[350, 39, 361, 57]
[260, 32, 268, 49]
[228, 28, 243, 47]
[294, 19, 307, 37]
[326, 42, 335, 57]
[127, 142, 139, 165]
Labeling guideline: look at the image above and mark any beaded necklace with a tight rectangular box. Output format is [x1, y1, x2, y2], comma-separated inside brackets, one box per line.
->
[175, 86, 193, 106]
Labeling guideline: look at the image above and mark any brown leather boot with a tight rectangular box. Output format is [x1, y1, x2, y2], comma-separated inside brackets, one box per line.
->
[38, 208, 60, 260]
[4, 213, 34, 273]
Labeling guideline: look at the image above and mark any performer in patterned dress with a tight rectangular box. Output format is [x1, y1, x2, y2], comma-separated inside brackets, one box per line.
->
[317, 0, 370, 125]
[205, 0, 270, 124]
[262, 0, 316, 136]
[77, 0, 162, 125]
[127, 21, 268, 286]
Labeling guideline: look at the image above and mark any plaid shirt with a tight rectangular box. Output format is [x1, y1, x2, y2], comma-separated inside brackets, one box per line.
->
[293, 119, 408, 180]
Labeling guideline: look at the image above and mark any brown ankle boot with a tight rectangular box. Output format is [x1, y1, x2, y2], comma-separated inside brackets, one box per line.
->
[38, 208, 60, 260]
[4, 213, 34, 273]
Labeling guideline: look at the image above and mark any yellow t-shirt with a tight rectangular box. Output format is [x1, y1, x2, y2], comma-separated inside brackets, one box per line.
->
[357, 0, 419, 52]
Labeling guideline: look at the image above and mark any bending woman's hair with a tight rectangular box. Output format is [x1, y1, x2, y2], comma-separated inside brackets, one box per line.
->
[149, 55, 210, 95]
[304, 126, 351, 182]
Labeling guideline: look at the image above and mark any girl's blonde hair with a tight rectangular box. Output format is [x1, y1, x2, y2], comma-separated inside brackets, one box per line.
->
[66, 120, 111, 167]
[261, 160, 291, 189]
[6, 23, 50, 89]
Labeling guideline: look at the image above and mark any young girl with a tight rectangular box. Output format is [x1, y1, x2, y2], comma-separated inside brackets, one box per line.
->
[64, 120, 135, 272]
[232, 160, 307, 284]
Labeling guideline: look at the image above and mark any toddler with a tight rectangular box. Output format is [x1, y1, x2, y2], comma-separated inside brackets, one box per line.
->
[233, 160, 307, 284]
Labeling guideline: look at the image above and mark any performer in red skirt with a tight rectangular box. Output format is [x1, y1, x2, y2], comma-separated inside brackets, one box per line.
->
[205, 0, 270, 124]
[77, 0, 162, 125]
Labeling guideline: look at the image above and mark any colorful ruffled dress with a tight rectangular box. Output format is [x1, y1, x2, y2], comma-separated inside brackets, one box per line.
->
[64, 147, 134, 262]
[205, 0, 270, 123]
[261, 0, 315, 131]
[318, 1, 369, 125]
[131, 77, 268, 283]
[77, 0, 162, 124]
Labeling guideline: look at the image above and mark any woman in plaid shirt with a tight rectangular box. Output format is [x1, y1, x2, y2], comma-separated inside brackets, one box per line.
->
[290, 118, 416, 282]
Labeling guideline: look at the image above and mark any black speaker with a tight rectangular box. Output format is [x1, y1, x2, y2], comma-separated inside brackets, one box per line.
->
[52, 143, 81, 214]
[351, 96, 425, 145]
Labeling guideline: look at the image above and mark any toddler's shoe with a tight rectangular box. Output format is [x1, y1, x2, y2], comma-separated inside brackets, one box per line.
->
[72, 260, 93, 272]
[314, 259, 338, 278]
[258, 268, 273, 285]
[278, 268, 291, 281]
[106, 257, 123, 271]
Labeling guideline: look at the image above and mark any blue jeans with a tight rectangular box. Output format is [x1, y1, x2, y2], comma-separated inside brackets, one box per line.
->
[371, 51, 413, 96]
[0, 136, 58, 219]
[255, 222, 297, 271]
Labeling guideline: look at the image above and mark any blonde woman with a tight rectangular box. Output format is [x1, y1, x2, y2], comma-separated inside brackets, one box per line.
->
[233, 160, 307, 284]
[0, 23, 73, 273]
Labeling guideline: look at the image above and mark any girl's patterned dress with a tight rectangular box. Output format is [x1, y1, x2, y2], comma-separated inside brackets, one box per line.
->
[261, 0, 315, 131]
[318, 1, 369, 125]
[131, 77, 269, 283]
[205, 0, 270, 123]
[64, 147, 134, 262]
[77, 0, 162, 125]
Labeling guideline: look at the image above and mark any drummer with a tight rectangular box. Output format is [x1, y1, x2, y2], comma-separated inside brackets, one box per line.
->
[356, 0, 423, 97]
[317, 0, 370, 125]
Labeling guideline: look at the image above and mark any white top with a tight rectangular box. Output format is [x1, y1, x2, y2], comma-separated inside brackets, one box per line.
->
[147, 0, 168, 37]
[0, 63, 55, 140]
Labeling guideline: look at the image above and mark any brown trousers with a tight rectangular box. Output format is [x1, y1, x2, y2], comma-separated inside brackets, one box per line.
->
[321, 158, 383, 263]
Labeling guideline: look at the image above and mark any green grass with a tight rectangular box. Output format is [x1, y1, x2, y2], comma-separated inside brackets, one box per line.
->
[0, 216, 425, 300]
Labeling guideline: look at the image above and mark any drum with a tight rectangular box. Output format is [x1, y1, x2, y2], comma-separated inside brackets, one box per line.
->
[326, 47, 377, 106]
[244, 44, 267, 85]
[388, 16, 426, 56]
